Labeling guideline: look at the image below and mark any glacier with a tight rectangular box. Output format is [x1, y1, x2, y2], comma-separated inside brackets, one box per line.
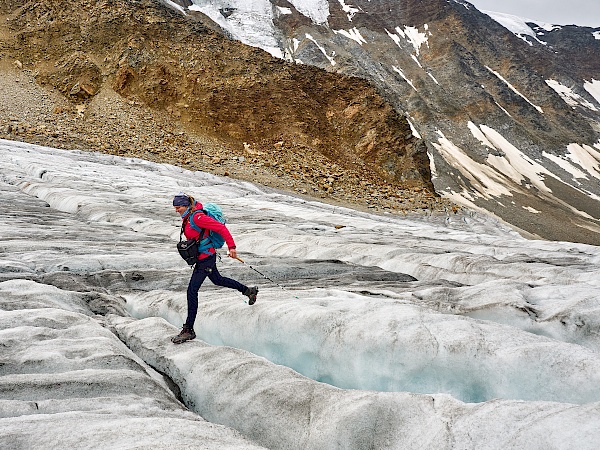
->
[1, 139, 600, 449]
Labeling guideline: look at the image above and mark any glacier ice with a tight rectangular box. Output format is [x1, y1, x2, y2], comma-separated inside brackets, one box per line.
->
[1, 139, 600, 449]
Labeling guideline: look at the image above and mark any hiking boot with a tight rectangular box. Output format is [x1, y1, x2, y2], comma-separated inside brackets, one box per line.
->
[244, 286, 259, 305]
[171, 325, 196, 344]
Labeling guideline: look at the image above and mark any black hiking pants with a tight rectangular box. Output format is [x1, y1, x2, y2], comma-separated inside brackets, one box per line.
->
[186, 253, 247, 329]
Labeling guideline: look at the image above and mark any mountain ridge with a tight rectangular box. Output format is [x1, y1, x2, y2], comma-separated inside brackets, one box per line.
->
[0, 0, 448, 215]
[169, 0, 600, 244]
[2, 0, 600, 243]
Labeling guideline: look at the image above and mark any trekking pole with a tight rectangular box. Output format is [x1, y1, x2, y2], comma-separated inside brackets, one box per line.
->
[232, 256, 300, 299]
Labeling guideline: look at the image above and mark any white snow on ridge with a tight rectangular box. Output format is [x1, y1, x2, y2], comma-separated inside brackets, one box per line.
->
[483, 11, 537, 38]
[546, 79, 599, 111]
[486, 66, 544, 113]
[338, 0, 361, 22]
[333, 27, 367, 45]
[189, 0, 283, 58]
[543, 151, 589, 180]
[566, 143, 600, 179]
[188, 0, 329, 34]
[392, 66, 417, 91]
[305, 33, 336, 66]
[593, 31, 600, 40]
[482, 10, 558, 45]
[584, 79, 600, 105]
[432, 130, 513, 198]
[288, 0, 330, 25]
[385, 25, 430, 56]
[482, 11, 538, 46]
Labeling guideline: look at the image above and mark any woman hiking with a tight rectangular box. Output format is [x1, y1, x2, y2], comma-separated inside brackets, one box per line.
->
[172, 193, 258, 344]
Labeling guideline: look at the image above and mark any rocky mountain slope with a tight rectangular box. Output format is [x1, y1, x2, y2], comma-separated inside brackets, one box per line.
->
[2, 0, 599, 244]
[165, 0, 600, 245]
[0, 0, 450, 216]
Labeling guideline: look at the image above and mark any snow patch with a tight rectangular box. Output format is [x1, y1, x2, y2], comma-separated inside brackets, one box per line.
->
[411, 54, 423, 68]
[337, 0, 361, 21]
[288, 0, 329, 25]
[432, 130, 513, 198]
[566, 144, 600, 179]
[407, 118, 421, 139]
[392, 66, 417, 91]
[484, 11, 537, 38]
[486, 66, 543, 113]
[333, 27, 367, 45]
[584, 79, 600, 105]
[305, 33, 336, 66]
[546, 79, 598, 111]
[403, 26, 429, 56]
[468, 121, 495, 149]
[276, 6, 292, 15]
[162, 0, 187, 15]
[534, 23, 561, 33]
[385, 28, 402, 47]
[292, 38, 300, 53]
[189, 0, 282, 58]
[427, 150, 437, 180]
[453, 1, 473, 11]
[480, 125, 552, 193]
[483, 11, 556, 46]
[385, 26, 429, 56]
[543, 151, 589, 180]
[494, 101, 513, 117]
[427, 72, 439, 85]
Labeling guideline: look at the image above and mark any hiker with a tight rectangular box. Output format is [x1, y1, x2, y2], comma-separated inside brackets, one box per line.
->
[171, 193, 258, 344]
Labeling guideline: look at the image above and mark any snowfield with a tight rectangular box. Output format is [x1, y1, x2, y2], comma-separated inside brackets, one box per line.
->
[1, 139, 600, 449]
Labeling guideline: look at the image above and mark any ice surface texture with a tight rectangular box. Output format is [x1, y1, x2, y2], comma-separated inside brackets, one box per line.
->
[1, 139, 600, 449]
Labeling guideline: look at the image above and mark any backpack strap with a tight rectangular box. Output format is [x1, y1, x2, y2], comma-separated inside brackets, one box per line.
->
[187, 210, 214, 257]
[179, 220, 187, 243]
[188, 210, 205, 234]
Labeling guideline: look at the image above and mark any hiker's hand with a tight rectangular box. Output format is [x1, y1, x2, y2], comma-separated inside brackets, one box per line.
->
[228, 248, 237, 259]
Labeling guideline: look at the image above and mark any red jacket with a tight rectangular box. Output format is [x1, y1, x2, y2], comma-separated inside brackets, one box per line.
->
[181, 202, 236, 260]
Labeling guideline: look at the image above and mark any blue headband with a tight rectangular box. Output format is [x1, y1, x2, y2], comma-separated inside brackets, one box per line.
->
[173, 193, 190, 207]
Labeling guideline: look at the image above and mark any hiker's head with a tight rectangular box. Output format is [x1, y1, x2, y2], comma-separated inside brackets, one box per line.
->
[173, 193, 193, 215]
[173, 193, 201, 216]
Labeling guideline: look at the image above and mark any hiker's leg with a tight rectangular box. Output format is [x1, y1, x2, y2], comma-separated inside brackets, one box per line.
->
[207, 264, 247, 293]
[186, 264, 209, 328]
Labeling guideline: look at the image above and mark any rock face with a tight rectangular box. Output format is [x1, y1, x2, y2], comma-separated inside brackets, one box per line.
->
[170, 0, 600, 244]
